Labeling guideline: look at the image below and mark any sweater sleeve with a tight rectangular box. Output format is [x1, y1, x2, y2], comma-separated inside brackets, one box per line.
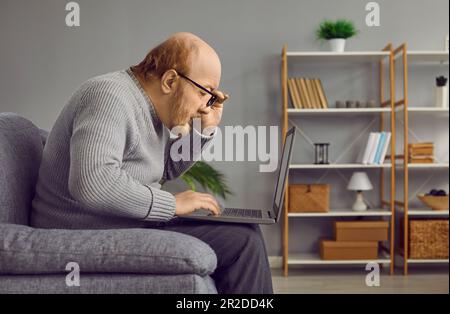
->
[68, 81, 176, 222]
[161, 127, 216, 182]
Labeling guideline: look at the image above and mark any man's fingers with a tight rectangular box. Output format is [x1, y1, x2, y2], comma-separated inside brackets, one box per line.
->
[204, 197, 221, 215]
[199, 195, 221, 215]
[201, 193, 220, 209]
[192, 192, 221, 215]
[199, 200, 219, 216]
[213, 90, 229, 104]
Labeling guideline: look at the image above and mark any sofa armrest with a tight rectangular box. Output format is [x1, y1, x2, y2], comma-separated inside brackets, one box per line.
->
[0, 223, 217, 276]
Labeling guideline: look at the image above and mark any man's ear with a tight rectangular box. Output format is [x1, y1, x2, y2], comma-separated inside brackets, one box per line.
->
[161, 69, 179, 94]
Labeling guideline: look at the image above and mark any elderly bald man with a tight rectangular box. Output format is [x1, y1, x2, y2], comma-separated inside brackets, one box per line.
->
[31, 32, 273, 294]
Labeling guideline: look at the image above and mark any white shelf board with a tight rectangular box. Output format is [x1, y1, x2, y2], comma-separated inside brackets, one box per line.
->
[394, 163, 450, 169]
[397, 207, 449, 217]
[288, 253, 391, 265]
[407, 163, 450, 169]
[288, 208, 392, 217]
[288, 108, 390, 115]
[407, 258, 449, 264]
[396, 254, 449, 265]
[394, 107, 450, 113]
[290, 163, 391, 169]
[286, 51, 390, 62]
[397, 51, 449, 63]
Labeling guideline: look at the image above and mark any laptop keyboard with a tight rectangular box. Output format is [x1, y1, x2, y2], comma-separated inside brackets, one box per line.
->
[222, 208, 263, 219]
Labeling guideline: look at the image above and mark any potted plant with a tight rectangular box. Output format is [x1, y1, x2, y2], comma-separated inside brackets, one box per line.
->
[316, 19, 358, 52]
[181, 161, 232, 199]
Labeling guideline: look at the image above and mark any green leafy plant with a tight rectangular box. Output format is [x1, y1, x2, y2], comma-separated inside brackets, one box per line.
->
[316, 19, 358, 40]
[181, 161, 232, 199]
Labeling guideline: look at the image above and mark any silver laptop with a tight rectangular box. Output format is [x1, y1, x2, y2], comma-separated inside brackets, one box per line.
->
[178, 127, 296, 224]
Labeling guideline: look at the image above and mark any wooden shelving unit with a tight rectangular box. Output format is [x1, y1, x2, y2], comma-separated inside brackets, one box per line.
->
[392, 45, 449, 275]
[280, 44, 396, 276]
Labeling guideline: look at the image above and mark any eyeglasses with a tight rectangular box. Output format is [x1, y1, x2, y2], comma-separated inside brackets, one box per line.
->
[177, 72, 218, 107]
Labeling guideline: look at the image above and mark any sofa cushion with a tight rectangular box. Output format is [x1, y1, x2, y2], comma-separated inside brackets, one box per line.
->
[0, 113, 45, 225]
[0, 224, 217, 276]
[0, 273, 217, 294]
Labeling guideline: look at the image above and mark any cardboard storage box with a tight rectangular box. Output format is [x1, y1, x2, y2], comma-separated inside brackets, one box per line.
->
[320, 240, 379, 260]
[289, 184, 330, 213]
[334, 221, 389, 242]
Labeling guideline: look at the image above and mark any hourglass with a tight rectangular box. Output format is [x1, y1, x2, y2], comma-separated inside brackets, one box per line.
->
[314, 143, 330, 164]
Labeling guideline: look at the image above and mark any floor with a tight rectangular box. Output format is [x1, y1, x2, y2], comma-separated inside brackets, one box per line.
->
[271, 266, 449, 294]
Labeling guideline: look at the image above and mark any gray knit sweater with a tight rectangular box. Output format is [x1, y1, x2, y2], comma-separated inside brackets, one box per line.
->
[31, 68, 213, 229]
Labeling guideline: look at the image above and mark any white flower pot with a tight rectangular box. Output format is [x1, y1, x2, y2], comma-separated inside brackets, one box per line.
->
[328, 38, 346, 53]
[435, 85, 448, 108]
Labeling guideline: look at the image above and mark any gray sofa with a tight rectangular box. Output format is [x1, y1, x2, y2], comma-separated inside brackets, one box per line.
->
[0, 112, 218, 294]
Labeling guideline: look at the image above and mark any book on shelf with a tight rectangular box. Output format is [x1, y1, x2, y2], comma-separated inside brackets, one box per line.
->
[299, 78, 311, 109]
[367, 133, 381, 164]
[359, 132, 392, 165]
[288, 79, 301, 109]
[409, 148, 434, 156]
[311, 79, 323, 109]
[287, 77, 328, 109]
[304, 79, 314, 108]
[315, 79, 329, 108]
[378, 132, 391, 164]
[306, 79, 319, 108]
[296, 78, 308, 108]
[409, 157, 435, 164]
[408, 143, 434, 156]
[408, 142, 433, 148]
[407, 142, 435, 163]
[373, 133, 386, 164]
[360, 133, 377, 164]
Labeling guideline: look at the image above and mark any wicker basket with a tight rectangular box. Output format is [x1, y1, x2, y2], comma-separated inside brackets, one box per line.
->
[409, 219, 449, 259]
[417, 194, 449, 211]
[289, 184, 330, 213]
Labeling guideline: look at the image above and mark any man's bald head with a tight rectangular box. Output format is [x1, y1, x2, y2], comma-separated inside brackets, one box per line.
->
[132, 32, 221, 86]
[170, 32, 215, 54]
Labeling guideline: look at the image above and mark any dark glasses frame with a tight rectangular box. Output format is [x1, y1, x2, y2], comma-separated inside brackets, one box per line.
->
[177, 72, 218, 107]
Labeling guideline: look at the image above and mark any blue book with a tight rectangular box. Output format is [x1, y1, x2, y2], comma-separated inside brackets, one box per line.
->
[374, 132, 386, 164]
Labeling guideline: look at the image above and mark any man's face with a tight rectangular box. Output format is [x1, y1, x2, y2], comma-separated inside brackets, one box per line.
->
[169, 49, 221, 135]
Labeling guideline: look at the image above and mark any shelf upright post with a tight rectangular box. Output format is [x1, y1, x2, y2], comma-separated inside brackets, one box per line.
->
[281, 44, 290, 276]
[380, 43, 396, 275]
[395, 43, 409, 275]
[401, 44, 409, 276]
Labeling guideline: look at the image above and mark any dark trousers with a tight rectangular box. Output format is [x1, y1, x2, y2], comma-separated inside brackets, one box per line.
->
[150, 218, 274, 294]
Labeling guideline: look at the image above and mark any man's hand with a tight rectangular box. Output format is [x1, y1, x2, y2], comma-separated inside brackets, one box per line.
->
[175, 190, 221, 216]
[199, 91, 229, 133]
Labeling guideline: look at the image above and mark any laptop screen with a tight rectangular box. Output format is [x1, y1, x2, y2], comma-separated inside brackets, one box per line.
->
[272, 127, 295, 221]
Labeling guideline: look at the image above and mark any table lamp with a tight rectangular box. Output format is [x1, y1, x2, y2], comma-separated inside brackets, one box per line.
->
[347, 172, 373, 211]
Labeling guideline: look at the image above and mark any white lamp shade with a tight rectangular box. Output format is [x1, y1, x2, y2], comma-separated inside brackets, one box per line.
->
[347, 172, 373, 191]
